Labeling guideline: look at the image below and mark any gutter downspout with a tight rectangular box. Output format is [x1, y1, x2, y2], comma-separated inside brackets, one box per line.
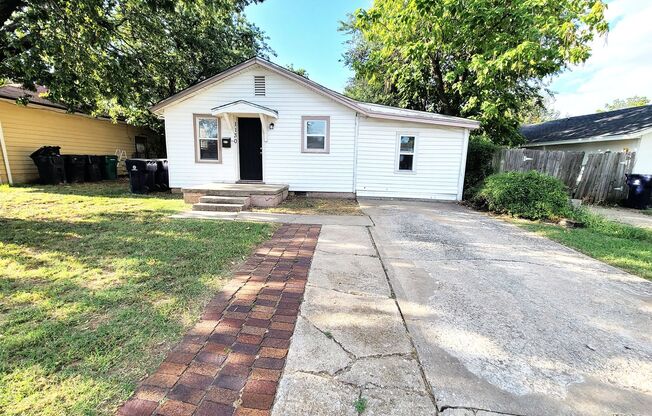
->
[0, 120, 13, 185]
[456, 129, 470, 201]
[352, 112, 360, 194]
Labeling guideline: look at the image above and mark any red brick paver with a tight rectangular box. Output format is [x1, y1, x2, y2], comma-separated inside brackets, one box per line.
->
[118, 224, 320, 416]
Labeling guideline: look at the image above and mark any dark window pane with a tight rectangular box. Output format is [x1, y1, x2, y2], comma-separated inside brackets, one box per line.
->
[399, 154, 413, 171]
[307, 135, 325, 149]
[400, 136, 415, 152]
[199, 139, 218, 160]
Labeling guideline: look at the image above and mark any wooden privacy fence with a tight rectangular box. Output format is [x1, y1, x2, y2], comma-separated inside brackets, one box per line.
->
[493, 148, 637, 204]
[493, 149, 585, 188]
[574, 151, 637, 204]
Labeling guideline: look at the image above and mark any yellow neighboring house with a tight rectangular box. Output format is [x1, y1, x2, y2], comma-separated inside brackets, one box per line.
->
[0, 85, 154, 184]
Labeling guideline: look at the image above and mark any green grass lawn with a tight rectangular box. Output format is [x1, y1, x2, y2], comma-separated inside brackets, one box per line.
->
[517, 212, 652, 280]
[0, 181, 274, 415]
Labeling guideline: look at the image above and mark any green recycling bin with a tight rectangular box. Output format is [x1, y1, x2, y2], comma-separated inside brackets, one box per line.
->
[102, 155, 119, 180]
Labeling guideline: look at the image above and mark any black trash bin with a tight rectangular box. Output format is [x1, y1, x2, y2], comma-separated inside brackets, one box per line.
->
[85, 155, 103, 182]
[153, 159, 169, 191]
[125, 159, 158, 194]
[30, 146, 66, 184]
[624, 174, 652, 209]
[63, 155, 86, 183]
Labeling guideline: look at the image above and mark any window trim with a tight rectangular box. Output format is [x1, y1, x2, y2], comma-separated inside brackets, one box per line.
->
[301, 116, 330, 154]
[395, 132, 417, 173]
[193, 114, 222, 164]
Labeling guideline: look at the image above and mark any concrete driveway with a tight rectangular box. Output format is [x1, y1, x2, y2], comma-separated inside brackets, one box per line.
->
[361, 200, 652, 416]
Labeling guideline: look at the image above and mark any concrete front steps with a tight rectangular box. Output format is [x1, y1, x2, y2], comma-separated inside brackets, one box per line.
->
[183, 183, 289, 211]
[192, 196, 250, 212]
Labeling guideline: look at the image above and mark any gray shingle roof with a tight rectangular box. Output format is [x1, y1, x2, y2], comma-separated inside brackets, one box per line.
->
[521, 105, 652, 144]
[0, 84, 67, 109]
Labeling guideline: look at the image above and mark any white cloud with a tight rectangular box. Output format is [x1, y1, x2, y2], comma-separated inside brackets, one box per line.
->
[550, 0, 652, 116]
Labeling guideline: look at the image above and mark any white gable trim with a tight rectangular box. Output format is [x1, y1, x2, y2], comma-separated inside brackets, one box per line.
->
[150, 57, 480, 129]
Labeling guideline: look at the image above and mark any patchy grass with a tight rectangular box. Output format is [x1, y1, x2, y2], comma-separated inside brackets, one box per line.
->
[354, 397, 368, 414]
[515, 210, 652, 280]
[253, 196, 363, 216]
[643, 209, 652, 216]
[0, 181, 274, 415]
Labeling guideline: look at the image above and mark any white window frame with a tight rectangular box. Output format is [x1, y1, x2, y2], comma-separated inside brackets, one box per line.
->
[395, 133, 417, 173]
[193, 114, 221, 163]
[301, 116, 330, 154]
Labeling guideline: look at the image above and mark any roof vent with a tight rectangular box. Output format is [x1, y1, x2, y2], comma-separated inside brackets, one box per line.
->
[254, 76, 265, 96]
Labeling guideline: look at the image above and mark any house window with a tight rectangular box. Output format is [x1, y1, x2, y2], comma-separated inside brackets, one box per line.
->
[194, 115, 220, 162]
[397, 134, 416, 171]
[254, 76, 266, 96]
[301, 116, 330, 153]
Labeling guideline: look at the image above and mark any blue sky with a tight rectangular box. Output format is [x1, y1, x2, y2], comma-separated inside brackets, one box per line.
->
[246, 0, 651, 116]
[245, 0, 370, 92]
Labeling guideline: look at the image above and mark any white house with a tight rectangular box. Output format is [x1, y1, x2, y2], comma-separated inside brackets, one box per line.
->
[521, 105, 652, 174]
[151, 57, 479, 206]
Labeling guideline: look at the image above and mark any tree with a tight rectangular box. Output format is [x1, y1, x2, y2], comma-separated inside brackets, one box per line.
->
[342, 0, 608, 145]
[0, 1, 270, 128]
[597, 96, 650, 113]
[520, 94, 561, 125]
[285, 64, 309, 78]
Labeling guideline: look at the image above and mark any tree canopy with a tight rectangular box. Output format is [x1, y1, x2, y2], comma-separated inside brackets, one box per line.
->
[284, 64, 309, 78]
[342, 0, 608, 145]
[520, 94, 561, 125]
[597, 96, 650, 113]
[0, 0, 270, 128]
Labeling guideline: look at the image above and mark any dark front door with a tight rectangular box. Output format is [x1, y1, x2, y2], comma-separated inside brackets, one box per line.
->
[238, 117, 263, 181]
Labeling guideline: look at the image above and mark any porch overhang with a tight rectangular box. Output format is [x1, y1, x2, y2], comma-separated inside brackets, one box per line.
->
[211, 100, 278, 141]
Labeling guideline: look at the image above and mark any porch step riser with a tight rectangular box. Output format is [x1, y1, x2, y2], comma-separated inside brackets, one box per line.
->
[192, 203, 245, 212]
[205, 190, 273, 197]
[199, 196, 250, 206]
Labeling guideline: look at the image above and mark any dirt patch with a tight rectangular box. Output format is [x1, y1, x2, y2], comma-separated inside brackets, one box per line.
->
[252, 196, 363, 216]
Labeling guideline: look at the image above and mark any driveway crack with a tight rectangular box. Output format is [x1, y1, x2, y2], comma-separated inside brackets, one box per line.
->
[365, 225, 442, 413]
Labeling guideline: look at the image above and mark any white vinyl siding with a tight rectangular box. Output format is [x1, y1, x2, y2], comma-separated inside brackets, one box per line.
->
[163, 65, 356, 191]
[356, 117, 468, 200]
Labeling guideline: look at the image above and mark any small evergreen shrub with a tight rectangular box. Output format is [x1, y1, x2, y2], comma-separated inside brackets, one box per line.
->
[474, 171, 571, 220]
[463, 137, 502, 199]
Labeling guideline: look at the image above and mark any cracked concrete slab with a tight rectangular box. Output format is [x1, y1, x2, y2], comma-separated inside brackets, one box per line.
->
[274, 220, 435, 416]
[362, 387, 436, 415]
[336, 355, 425, 390]
[361, 199, 652, 416]
[272, 372, 359, 416]
[439, 409, 476, 416]
[316, 225, 376, 256]
[285, 316, 352, 375]
[301, 285, 413, 357]
[308, 251, 390, 298]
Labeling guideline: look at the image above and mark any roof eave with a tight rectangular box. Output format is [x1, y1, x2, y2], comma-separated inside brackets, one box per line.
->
[524, 132, 645, 147]
[149, 57, 481, 129]
[365, 112, 480, 129]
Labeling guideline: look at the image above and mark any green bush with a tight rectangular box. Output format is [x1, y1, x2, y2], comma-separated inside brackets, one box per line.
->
[474, 171, 571, 220]
[463, 137, 501, 199]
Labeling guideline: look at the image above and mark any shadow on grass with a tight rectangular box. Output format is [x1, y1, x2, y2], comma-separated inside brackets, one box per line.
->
[11, 179, 182, 200]
[0, 213, 272, 415]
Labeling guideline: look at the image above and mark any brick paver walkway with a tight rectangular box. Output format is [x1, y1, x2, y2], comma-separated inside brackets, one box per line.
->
[118, 224, 320, 416]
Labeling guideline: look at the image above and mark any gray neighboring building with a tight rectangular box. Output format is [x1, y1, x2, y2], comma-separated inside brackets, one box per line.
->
[521, 105, 652, 174]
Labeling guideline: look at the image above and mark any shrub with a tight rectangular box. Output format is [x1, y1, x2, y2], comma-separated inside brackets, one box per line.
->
[463, 137, 502, 199]
[474, 171, 571, 220]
